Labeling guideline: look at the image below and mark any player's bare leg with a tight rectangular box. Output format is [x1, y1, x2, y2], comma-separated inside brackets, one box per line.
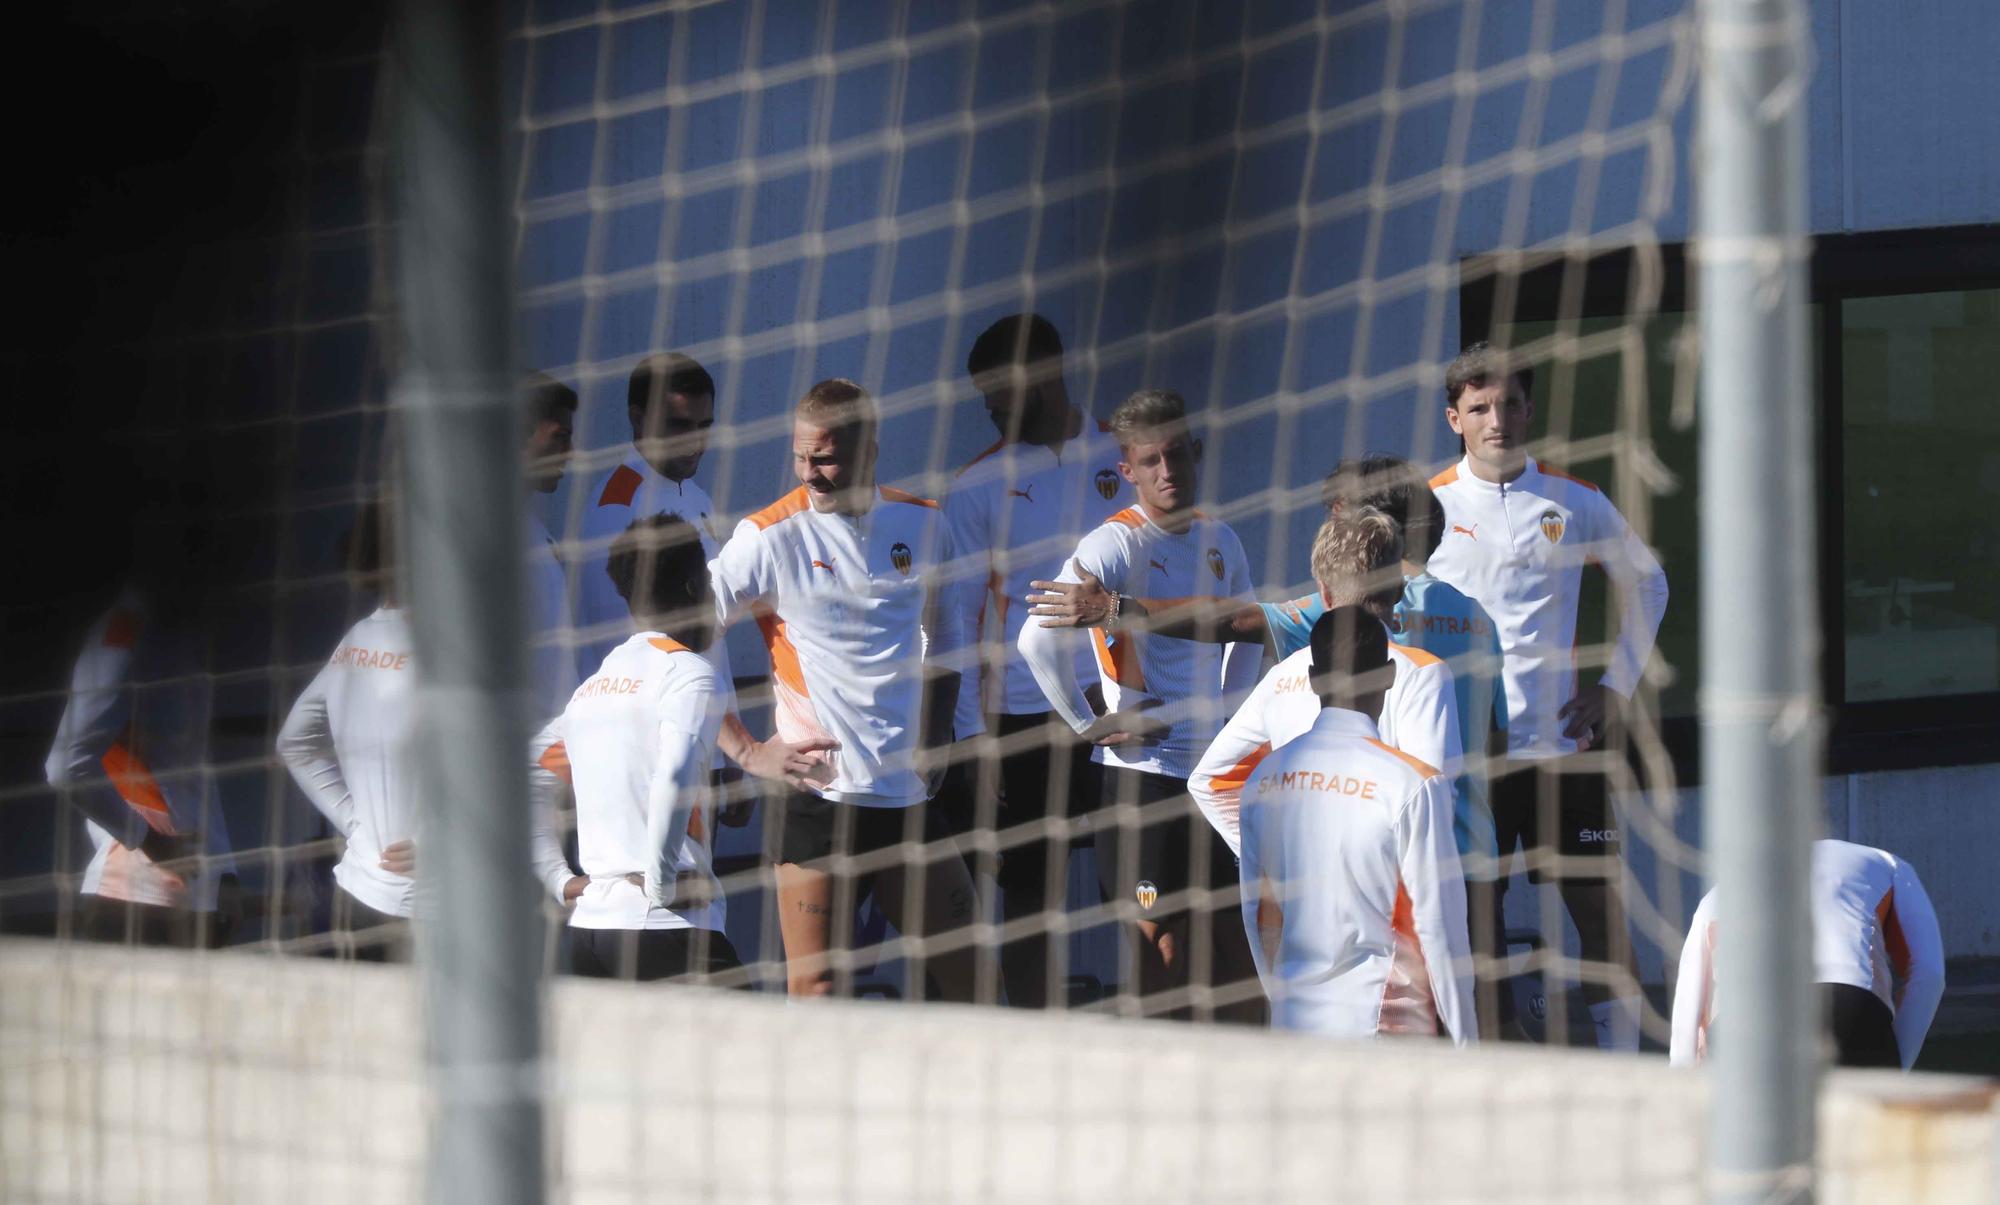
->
[775, 862, 836, 997]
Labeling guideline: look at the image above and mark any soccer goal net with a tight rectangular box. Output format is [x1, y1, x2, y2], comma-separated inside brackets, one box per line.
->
[6, 2, 1992, 1202]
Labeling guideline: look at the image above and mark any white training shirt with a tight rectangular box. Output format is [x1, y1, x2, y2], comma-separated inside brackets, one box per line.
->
[710, 484, 964, 806]
[942, 417, 1129, 738]
[1426, 457, 1668, 759]
[1018, 505, 1262, 780]
[1669, 839, 1945, 1070]
[1189, 637, 1463, 863]
[44, 595, 235, 910]
[573, 453, 735, 711]
[277, 607, 423, 917]
[278, 606, 575, 916]
[1239, 706, 1477, 1044]
[530, 633, 726, 932]
[526, 510, 581, 724]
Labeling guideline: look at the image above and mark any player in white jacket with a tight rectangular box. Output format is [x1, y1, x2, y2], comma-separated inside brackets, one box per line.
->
[278, 503, 579, 958]
[530, 514, 738, 981]
[1239, 605, 1477, 1044]
[1670, 840, 1943, 1070]
[1425, 342, 1670, 1050]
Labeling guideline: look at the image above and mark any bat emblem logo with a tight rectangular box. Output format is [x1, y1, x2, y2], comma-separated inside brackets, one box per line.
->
[1539, 511, 1566, 544]
[1095, 469, 1120, 501]
[890, 542, 913, 575]
[1135, 880, 1158, 911]
[1206, 548, 1225, 581]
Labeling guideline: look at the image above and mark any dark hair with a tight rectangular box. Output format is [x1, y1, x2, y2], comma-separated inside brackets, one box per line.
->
[522, 370, 578, 426]
[966, 313, 1064, 380]
[627, 352, 716, 415]
[605, 514, 714, 650]
[1308, 604, 1390, 708]
[1444, 341, 1533, 408]
[1107, 388, 1188, 449]
[1322, 454, 1445, 563]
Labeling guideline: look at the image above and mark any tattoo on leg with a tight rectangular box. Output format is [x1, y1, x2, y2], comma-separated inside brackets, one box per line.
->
[796, 900, 828, 915]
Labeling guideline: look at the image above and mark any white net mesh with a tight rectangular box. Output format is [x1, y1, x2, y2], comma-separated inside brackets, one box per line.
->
[7, 2, 1988, 1202]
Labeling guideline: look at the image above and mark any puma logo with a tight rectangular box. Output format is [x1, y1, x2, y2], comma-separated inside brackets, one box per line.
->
[1451, 524, 1478, 541]
[810, 559, 837, 575]
[1007, 485, 1035, 503]
[1149, 559, 1169, 575]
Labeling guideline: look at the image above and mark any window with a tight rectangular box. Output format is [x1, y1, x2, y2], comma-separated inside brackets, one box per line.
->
[1464, 227, 2000, 776]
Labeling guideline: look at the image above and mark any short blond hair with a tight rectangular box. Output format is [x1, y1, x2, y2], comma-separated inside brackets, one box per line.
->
[1309, 507, 1404, 612]
[795, 377, 878, 446]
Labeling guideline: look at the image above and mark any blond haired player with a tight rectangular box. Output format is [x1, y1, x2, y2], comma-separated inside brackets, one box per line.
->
[1187, 511, 1462, 860]
[1427, 341, 1670, 1050]
[278, 502, 580, 958]
[1239, 606, 1476, 1044]
[711, 379, 987, 1000]
[530, 515, 738, 981]
[1018, 389, 1263, 1021]
[1670, 840, 1943, 1070]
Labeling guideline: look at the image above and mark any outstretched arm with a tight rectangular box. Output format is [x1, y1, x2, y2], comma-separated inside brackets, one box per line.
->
[1027, 562, 1267, 643]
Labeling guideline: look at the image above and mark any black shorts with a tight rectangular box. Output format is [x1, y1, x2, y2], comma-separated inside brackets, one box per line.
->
[1490, 757, 1620, 883]
[331, 889, 412, 962]
[773, 791, 954, 873]
[565, 926, 743, 983]
[1093, 765, 1240, 918]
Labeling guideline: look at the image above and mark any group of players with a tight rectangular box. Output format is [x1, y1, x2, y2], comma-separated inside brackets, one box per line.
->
[44, 316, 1945, 1066]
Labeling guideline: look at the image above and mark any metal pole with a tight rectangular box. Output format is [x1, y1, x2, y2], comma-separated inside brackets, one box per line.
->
[388, 3, 546, 1204]
[1696, 0, 1818, 1201]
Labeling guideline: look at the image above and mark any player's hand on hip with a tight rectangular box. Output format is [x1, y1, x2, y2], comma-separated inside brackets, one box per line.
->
[1028, 561, 1114, 627]
[1559, 684, 1621, 750]
[1083, 698, 1168, 747]
[379, 839, 417, 876]
[562, 874, 587, 903]
[743, 734, 840, 788]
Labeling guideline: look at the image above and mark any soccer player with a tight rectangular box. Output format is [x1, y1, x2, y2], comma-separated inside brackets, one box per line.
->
[45, 509, 237, 948]
[1426, 342, 1669, 1051]
[942, 313, 1129, 1009]
[1238, 606, 1477, 1044]
[521, 371, 582, 720]
[529, 514, 739, 982]
[1669, 840, 1943, 1070]
[1017, 389, 1263, 1021]
[1186, 511, 1461, 855]
[575, 353, 730, 693]
[278, 502, 581, 959]
[711, 378, 987, 1001]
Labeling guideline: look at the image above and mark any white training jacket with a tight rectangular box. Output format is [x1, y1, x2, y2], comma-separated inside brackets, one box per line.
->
[525, 510, 581, 725]
[1239, 706, 1477, 1045]
[1426, 456, 1668, 759]
[1017, 505, 1262, 781]
[44, 594, 235, 910]
[278, 606, 574, 915]
[710, 484, 964, 806]
[941, 416, 1129, 738]
[573, 453, 735, 709]
[1189, 637, 1463, 864]
[1669, 839, 1945, 1070]
[530, 633, 725, 932]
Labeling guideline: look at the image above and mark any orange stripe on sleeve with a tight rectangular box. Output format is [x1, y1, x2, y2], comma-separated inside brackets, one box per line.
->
[1427, 465, 1458, 489]
[1366, 737, 1440, 779]
[100, 742, 175, 834]
[746, 487, 813, 531]
[756, 609, 810, 699]
[1536, 463, 1602, 493]
[877, 485, 939, 510]
[1879, 889, 1912, 987]
[538, 741, 573, 784]
[1212, 742, 1274, 796]
[648, 637, 691, 655]
[1105, 507, 1145, 529]
[597, 464, 644, 508]
[1392, 642, 1444, 669]
[1092, 630, 1146, 691]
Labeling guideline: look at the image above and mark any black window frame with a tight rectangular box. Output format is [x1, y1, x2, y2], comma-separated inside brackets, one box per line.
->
[1461, 223, 2000, 781]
